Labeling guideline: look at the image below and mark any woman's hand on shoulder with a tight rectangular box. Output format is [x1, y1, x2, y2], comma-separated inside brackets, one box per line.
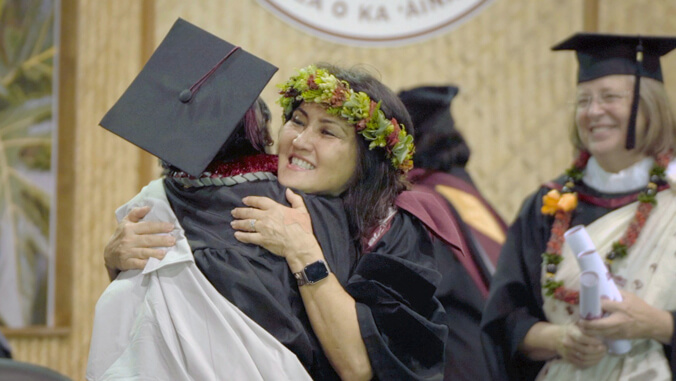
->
[231, 189, 323, 270]
[578, 290, 674, 344]
[104, 206, 175, 278]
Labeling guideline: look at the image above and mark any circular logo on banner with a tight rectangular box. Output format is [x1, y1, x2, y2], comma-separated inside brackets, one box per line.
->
[256, 0, 494, 47]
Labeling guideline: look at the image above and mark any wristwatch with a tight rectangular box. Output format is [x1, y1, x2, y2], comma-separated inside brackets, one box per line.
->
[294, 260, 330, 286]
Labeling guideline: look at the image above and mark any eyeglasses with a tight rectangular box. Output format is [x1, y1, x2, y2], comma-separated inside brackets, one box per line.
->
[574, 91, 632, 110]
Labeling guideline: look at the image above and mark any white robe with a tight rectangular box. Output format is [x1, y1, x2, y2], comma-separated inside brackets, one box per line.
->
[538, 158, 676, 381]
[86, 179, 311, 381]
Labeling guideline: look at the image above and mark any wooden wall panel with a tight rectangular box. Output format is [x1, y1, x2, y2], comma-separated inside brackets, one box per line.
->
[6, 0, 147, 378]
[154, 0, 584, 221]
[598, 0, 676, 106]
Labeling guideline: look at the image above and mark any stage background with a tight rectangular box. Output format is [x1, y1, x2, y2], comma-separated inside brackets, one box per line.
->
[4, 0, 675, 378]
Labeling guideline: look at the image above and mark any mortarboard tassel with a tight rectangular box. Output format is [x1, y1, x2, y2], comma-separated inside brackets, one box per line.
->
[626, 37, 643, 150]
[179, 46, 241, 103]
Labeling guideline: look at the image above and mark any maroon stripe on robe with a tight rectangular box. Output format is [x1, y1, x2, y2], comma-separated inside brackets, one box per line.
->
[409, 169, 507, 268]
[395, 187, 490, 297]
[544, 181, 670, 209]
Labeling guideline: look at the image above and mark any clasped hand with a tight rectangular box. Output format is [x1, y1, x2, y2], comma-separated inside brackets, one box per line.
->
[559, 290, 671, 368]
[578, 290, 671, 344]
[104, 206, 175, 275]
[555, 323, 606, 368]
[231, 189, 322, 270]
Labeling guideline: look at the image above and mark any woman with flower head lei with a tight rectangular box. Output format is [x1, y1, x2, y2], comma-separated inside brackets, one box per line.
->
[228, 63, 456, 380]
[480, 33, 676, 381]
[105, 63, 456, 380]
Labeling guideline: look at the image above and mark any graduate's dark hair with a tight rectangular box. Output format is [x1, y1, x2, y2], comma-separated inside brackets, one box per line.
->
[162, 97, 272, 173]
[283, 63, 413, 249]
[414, 124, 470, 171]
[398, 86, 470, 171]
[213, 97, 273, 161]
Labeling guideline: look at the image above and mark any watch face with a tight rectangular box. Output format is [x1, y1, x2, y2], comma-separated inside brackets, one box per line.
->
[305, 261, 329, 283]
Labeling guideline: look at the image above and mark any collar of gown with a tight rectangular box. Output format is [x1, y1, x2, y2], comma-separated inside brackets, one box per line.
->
[583, 156, 676, 194]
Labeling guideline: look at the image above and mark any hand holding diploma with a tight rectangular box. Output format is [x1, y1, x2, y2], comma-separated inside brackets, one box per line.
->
[579, 290, 676, 346]
[564, 226, 632, 355]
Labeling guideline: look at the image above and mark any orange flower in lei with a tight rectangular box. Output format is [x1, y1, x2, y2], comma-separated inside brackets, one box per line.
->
[541, 190, 578, 215]
[542, 150, 672, 305]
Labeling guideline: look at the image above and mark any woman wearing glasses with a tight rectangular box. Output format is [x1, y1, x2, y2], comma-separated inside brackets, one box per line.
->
[481, 33, 676, 380]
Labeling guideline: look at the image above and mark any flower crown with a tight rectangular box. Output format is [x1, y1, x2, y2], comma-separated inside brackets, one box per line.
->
[277, 65, 415, 172]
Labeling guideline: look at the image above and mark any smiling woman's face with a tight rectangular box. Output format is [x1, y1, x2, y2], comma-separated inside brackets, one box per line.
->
[575, 74, 646, 171]
[276, 102, 359, 196]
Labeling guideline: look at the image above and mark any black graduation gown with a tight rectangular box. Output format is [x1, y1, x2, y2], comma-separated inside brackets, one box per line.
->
[349, 209, 449, 381]
[480, 175, 676, 380]
[164, 177, 448, 380]
[431, 235, 496, 381]
[408, 168, 506, 381]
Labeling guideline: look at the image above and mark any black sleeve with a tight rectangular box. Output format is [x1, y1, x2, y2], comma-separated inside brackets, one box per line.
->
[0, 330, 10, 359]
[480, 188, 553, 381]
[345, 212, 448, 381]
[667, 310, 676, 377]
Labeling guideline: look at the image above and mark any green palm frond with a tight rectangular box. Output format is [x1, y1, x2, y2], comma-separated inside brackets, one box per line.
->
[0, 0, 54, 326]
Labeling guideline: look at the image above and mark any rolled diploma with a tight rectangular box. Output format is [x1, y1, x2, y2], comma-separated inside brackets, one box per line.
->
[564, 225, 596, 256]
[565, 226, 622, 300]
[564, 226, 632, 355]
[577, 250, 622, 301]
[579, 271, 602, 320]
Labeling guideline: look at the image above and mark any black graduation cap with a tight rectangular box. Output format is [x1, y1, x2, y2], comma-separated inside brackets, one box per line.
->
[100, 18, 278, 177]
[398, 86, 459, 134]
[398, 86, 471, 169]
[552, 33, 676, 149]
